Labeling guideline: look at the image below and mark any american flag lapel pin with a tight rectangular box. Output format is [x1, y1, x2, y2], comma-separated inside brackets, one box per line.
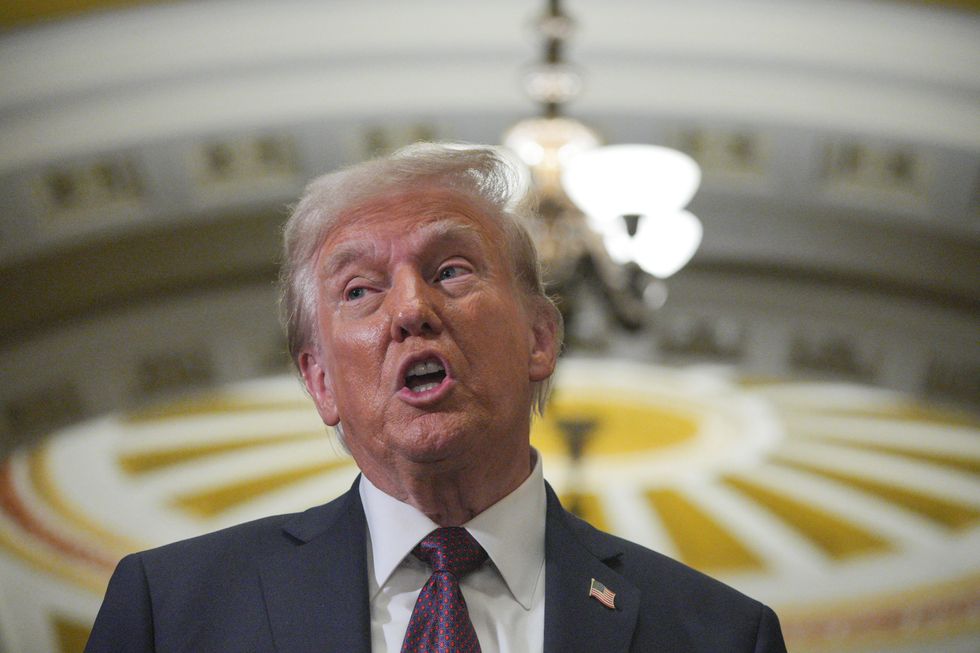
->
[589, 577, 616, 610]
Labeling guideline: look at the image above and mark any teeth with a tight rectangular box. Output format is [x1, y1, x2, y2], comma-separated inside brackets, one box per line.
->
[404, 359, 446, 394]
[407, 360, 444, 377]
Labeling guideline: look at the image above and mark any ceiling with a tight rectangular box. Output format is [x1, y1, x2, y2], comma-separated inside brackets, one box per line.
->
[0, 7, 977, 650]
[1, 0, 977, 324]
[0, 0, 977, 446]
[2, 0, 979, 30]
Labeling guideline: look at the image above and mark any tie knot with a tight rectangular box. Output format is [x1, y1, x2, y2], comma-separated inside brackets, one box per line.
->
[413, 527, 487, 576]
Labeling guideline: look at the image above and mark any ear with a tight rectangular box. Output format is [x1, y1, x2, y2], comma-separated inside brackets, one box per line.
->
[528, 304, 560, 382]
[299, 348, 340, 426]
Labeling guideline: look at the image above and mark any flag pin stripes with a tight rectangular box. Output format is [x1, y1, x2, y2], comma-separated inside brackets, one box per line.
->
[589, 577, 616, 609]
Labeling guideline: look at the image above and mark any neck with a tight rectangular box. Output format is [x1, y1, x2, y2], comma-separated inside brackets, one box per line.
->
[361, 446, 534, 526]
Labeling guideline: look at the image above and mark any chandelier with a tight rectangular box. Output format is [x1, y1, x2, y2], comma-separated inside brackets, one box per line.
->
[502, 0, 703, 331]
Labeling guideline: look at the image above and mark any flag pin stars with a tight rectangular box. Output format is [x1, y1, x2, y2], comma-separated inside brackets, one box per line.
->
[589, 578, 616, 610]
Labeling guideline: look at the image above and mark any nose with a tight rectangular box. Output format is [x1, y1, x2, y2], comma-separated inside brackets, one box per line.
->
[388, 269, 444, 341]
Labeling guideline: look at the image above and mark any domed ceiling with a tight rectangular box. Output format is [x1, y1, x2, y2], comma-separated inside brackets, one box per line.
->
[0, 0, 976, 453]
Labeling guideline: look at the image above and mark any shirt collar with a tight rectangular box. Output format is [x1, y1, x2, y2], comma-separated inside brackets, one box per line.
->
[359, 451, 546, 610]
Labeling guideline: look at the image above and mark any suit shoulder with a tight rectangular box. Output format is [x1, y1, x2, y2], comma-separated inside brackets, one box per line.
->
[137, 489, 355, 573]
[141, 512, 294, 563]
[549, 497, 786, 650]
[563, 506, 766, 611]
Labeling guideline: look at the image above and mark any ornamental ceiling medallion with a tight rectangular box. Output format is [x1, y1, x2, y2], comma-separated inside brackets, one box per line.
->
[0, 359, 978, 652]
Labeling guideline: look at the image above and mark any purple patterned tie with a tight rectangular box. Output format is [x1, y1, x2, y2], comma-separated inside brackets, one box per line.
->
[400, 527, 488, 653]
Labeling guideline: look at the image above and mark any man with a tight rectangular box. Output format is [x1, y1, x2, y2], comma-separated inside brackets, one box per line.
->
[86, 143, 786, 652]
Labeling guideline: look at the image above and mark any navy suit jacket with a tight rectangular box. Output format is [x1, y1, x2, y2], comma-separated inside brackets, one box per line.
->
[86, 479, 786, 652]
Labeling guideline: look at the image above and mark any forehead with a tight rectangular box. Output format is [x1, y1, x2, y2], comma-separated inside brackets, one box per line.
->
[319, 186, 507, 257]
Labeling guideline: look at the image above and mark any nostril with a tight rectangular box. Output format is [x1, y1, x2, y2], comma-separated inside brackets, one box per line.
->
[390, 295, 443, 339]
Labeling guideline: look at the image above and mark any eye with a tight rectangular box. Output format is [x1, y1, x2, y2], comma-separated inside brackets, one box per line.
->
[345, 286, 368, 301]
[436, 263, 470, 282]
[438, 266, 460, 281]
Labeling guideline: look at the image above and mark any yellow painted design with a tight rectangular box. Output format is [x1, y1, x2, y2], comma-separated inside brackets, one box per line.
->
[118, 432, 324, 474]
[724, 475, 890, 559]
[797, 437, 980, 477]
[559, 492, 609, 533]
[0, 526, 107, 594]
[776, 575, 980, 650]
[531, 389, 698, 456]
[848, 403, 980, 429]
[124, 396, 313, 423]
[0, 0, 166, 29]
[789, 404, 980, 429]
[54, 615, 91, 653]
[773, 458, 980, 530]
[778, 572, 980, 618]
[732, 376, 783, 387]
[29, 447, 145, 555]
[646, 489, 763, 574]
[810, 405, 980, 429]
[172, 460, 353, 518]
[735, 379, 980, 428]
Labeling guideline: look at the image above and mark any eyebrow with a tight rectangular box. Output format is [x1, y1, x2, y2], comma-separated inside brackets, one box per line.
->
[319, 242, 371, 280]
[317, 218, 489, 280]
[417, 218, 487, 252]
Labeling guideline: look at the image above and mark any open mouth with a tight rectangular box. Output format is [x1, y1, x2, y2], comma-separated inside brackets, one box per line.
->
[404, 358, 447, 394]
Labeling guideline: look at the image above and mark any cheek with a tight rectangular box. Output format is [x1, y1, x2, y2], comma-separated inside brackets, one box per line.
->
[338, 317, 389, 353]
[326, 318, 391, 397]
[458, 299, 532, 378]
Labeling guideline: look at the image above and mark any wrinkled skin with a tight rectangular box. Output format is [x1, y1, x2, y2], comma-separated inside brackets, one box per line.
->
[299, 186, 558, 524]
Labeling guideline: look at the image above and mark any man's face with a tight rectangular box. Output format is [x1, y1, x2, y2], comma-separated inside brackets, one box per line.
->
[300, 186, 557, 485]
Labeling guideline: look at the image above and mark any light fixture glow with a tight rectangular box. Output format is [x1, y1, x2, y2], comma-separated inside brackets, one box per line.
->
[504, 117, 600, 168]
[499, 0, 706, 327]
[503, 116, 601, 197]
[598, 210, 703, 279]
[561, 144, 702, 226]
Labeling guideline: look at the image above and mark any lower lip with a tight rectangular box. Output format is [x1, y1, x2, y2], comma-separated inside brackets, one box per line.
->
[397, 375, 455, 406]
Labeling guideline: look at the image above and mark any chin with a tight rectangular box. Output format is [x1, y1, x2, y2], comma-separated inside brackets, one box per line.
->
[393, 417, 478, 464]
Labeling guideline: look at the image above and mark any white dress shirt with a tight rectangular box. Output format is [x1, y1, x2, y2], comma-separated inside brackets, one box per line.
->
[359, 454, 547, 653]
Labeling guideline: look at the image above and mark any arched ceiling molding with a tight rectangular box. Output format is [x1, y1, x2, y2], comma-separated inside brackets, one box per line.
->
[0, 0, 976, 355]
[4, 0, 977, 104]
[1, 0, 978, 172]
[3, 0, 977, 31]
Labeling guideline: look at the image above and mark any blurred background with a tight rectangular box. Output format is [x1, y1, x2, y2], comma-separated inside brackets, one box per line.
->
[0, 1, 978, 651]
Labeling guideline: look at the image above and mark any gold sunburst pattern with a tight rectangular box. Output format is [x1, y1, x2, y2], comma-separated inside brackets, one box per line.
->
[0, 359, 978, 652]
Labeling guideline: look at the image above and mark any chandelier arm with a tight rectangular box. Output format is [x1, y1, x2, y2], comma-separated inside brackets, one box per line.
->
[538, 0, 570, 118]
[583, 238, 651, 331]
[506, 0, 700, 343]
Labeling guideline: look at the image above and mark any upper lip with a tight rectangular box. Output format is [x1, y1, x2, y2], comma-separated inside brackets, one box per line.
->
[396, 351, 451, 390]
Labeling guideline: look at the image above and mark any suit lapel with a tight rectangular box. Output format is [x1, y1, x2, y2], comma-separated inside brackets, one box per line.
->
[543, 484, 640, 653]
[256, 479, 641, 651]
[259, 479, 371, 653]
